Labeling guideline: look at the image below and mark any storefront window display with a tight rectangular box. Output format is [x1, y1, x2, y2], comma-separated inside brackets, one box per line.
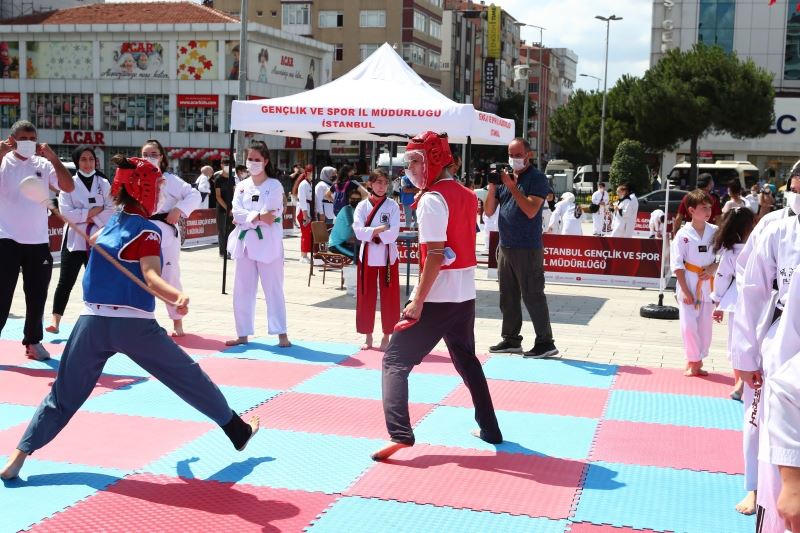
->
[29, 94, 94, 130]
[0, 93, 20, 129]
[178, 106, 218, 132]
[102, 94, 169, 131]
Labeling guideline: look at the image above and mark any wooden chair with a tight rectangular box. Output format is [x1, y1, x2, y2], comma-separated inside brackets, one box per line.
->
[308, 221, 353, 289]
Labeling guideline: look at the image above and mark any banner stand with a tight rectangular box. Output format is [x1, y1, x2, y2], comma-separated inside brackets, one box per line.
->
[640, 179, 679, 319]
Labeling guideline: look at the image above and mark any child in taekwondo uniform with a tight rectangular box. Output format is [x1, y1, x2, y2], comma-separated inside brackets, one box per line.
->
[671, 189, 718, 377]
[225, 141, 291, 348]
[353, 169, 401, 352]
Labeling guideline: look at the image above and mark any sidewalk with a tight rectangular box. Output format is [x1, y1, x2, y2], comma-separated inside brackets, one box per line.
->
[9, 230, 732, 372]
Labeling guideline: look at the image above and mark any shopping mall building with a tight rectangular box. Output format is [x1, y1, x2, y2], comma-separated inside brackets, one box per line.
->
[652, 0, 800, 180]
[0, 2, 334, 177]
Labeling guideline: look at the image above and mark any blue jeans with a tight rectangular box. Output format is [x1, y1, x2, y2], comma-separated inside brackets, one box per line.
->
[402, 204, 417, 228]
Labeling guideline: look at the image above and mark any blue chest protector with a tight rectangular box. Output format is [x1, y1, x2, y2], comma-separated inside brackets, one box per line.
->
[83, 212, 162, 312]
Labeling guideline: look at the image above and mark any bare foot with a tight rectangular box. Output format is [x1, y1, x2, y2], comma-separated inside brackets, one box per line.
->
[171, 320, 185, 337]
[371, 441, 412, 461]
[225, 336, 248, 346]
[237, 416, 260, 452]
[1, 450, 28, 480]
[361, 334, 373, 351]
[278, 334, 292, 348]
[730, 378, 744, 401]
[45, 325, 59, 334]
[684, 362, 709, 377]
[378, 334, 391, 352]
[735, 491, 757, 515]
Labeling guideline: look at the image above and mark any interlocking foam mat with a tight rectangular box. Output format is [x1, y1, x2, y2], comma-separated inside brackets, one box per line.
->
[0, 318, 754, 532]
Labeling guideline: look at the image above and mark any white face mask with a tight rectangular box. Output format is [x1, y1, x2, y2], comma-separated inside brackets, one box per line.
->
[246, 161, 264, 176]
[77, 168, 95, 178]
[145, 156, 161, 169]
[786, 191, 800, 214]
[14, 140, 36, 159]
[508, 157, 527, 172]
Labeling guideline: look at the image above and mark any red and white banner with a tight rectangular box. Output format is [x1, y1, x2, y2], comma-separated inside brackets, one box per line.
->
[0, 92, 21, 105]
[177, 94, 219, 108]
[48, 215, 64, 263]
[634, 211, 676, 238]
[180, 209, 218, 248]
[542, 234, 663, 288]
[397, 236, 420, 265]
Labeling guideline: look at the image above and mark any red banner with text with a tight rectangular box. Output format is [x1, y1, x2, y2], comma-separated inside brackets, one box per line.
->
[180, 208, 218, 248]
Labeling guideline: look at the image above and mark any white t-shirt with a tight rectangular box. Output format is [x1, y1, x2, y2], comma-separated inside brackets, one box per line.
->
[0, 153, 59, 244]
[412, 189, 476, 303]
[297, 179, 312, 215]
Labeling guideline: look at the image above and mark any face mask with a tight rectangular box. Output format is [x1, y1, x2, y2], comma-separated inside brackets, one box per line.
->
[145, 156, 161, 169]
[508, 157, 527, 172]
[349, 200, 360, 208]
[77, 169, 94, 178]
[786, 191, 800, 214]
[14, 140, 36, 159]
[246, 161, 263, 176]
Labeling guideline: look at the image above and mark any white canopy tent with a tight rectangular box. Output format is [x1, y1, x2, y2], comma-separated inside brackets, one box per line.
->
[230, 42, 515, 145]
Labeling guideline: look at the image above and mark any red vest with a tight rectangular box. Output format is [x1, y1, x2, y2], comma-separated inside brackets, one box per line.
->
[419, 179, 477, 271]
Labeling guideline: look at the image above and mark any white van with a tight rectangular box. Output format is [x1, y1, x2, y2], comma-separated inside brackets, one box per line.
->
[376, 152, 405, 178]
[545, 159, 573, 176]
[667, 161, 759, 195]
[572, 164, 611, 194]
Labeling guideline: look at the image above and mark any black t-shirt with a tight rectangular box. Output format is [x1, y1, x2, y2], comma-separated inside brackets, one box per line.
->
[214, 172, 235, 213]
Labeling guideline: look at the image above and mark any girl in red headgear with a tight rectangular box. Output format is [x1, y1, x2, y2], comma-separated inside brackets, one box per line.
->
[0, 155, 258, 480]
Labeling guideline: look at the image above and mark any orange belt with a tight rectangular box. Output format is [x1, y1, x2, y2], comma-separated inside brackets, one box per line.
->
[684, 261, 714, 309]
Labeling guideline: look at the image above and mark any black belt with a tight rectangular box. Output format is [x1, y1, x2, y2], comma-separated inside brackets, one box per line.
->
[772, 306, 783, 325]
[149, 213, 178, 237]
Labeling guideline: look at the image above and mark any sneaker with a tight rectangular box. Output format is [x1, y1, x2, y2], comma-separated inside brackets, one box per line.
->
[299, 256, 311, 264]
[489, 340, 522, 354]
[523, 342, 560, 359]
[25, 343, 51, 361]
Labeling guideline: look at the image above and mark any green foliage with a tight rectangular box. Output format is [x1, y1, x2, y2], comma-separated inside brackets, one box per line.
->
[610, 139, 650, 194]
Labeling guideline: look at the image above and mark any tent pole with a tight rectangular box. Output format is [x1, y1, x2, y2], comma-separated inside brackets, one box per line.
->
[222, 129, 235, 294]
[465, 136, 472, 187]
[310, 132, 319, 219]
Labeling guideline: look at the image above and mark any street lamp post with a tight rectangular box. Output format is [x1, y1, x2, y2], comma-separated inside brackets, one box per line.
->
[595, 15, 622, 188]
[513, 64, 530, 142]
[579, 73, 601, 92]
[515, 22, 545, 168]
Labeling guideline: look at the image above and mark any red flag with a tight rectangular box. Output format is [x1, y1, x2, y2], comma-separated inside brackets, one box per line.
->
[769, 0, 776, 5]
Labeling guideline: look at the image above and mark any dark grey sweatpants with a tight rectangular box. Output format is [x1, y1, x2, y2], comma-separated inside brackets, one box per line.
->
[381, 299, 501, 445]
[497, 246, 554, 346]
[18, 315, 234, 454]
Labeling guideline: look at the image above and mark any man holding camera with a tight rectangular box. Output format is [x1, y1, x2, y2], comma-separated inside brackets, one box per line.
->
[484, 138, 558, 358]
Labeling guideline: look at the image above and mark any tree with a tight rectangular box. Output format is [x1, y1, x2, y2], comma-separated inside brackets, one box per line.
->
[631, 44, 774, 182]
[610, 139, 650, 195]
[550, 89, 596, 164]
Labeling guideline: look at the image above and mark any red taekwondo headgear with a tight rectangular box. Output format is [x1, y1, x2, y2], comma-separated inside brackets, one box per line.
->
[111, 157, 162, 216]
[403, 131, 453, 190]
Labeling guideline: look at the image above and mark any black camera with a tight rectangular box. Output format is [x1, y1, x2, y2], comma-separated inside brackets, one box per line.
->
[487, 165, 509, 185]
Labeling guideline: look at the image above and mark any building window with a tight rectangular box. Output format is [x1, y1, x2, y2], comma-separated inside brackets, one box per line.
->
[0, 103, 19, 130]
[334, 44, 344, 62]
[178, 107, 218, 132]
[429, 20, 442, 40]
[256, 10, 263, 17]
[360, 44, 380, 62]
[319, 10, 343, 28]
[360, 10, 386, 28]
[283, 3, 310, 25]
[787, 8, 800, 79]
[413, 11, 427, 33]
[428, 51, 440, 70]
[698, 0, 735, 54]
[29, 93, 93, 130]
[428, 0, 442, 7]
[102, 94, 168, 131]
[402, 43, 425, 65]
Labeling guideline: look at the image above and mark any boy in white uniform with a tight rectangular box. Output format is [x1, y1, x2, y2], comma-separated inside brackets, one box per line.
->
[590, 182, 609, 235]
[649, 209, 665, 239]
[670, 189, 718, 377]
[610, 183, 639, 237]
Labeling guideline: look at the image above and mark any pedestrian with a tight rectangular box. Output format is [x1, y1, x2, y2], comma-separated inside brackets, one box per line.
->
[327, 164, 368, 216]
[670, 189, 719, 377]
[353, 169, 400, 352]
[371, 131, 501, 461]
[195, 165, 213, 208]
[399, 168, 418, 229]
[756, 185, 776, 223]
[214, 155, 235, 258]
[224, 141, 291, 349]
[745, 183, 761, 214]
[547, 192, 582, 236]
[483, 137, 558, 358]
[315, 166, 336, 224]
[328, 189, 360, 258]
[140, 139, 201, 337]
[0, 155, 259, 482]
[732, 174, 800, 531]
[0, 120, 74, 361]
[296, 165, 313, 264]
[707, 206, 756, 514]
[46, 145, 114, 334]
[610, 182, 639, 238]
[291, 163, 313, 201]
[672, 173, 721, 236]
[648, 209, 665, 239]
[722, 179, 746, 214]
[590, 182, 609, 235]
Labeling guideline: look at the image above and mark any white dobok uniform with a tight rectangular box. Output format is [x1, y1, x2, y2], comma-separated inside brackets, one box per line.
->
[227, 177, 287, 337]
[591, 189, 609, 235]
[59, 173, 115, 251]
[610, 194, 638, 238]
[151, 172, 201, 321]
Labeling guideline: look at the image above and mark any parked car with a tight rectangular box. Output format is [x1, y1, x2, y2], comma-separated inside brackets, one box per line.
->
[636, 189, 689, 214]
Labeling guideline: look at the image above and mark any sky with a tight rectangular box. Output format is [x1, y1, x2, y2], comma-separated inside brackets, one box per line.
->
[499, 0, 653, 92]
